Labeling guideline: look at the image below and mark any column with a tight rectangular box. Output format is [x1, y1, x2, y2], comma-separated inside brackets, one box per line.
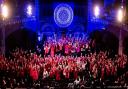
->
[118, 28, 123, 55]
[35, 0, 41, 42]
[87, 0, 93, 33]
[1, 21, 5, 56]
[35, 0, 39, 21]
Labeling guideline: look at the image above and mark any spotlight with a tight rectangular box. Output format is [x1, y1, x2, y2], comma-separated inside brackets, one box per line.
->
[38, 36, 41, 42]
[94, 5, 100, 18]
[117, 8, 123, 22]
[38, 33, 41, 42]
[27, 5, 32, 16]
[1, 4, 9, 18]
[121, 6, 123, 9]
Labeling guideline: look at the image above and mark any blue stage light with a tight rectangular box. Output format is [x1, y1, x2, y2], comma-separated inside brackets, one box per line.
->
[38, 36, 41, 41]
[38, 32, 41, 41]
[54, 3, 74, 28]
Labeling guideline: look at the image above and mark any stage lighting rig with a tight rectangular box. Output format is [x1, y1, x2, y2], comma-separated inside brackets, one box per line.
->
[1, 4, 9, 19]
[27, 5, 33, 17]
[117, 8, 124, 22]
[94, 5, 100, 18]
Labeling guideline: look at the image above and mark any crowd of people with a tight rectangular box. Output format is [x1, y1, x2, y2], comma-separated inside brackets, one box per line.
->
[0, 36, 128, 88]
[42, 36, 92, 57]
